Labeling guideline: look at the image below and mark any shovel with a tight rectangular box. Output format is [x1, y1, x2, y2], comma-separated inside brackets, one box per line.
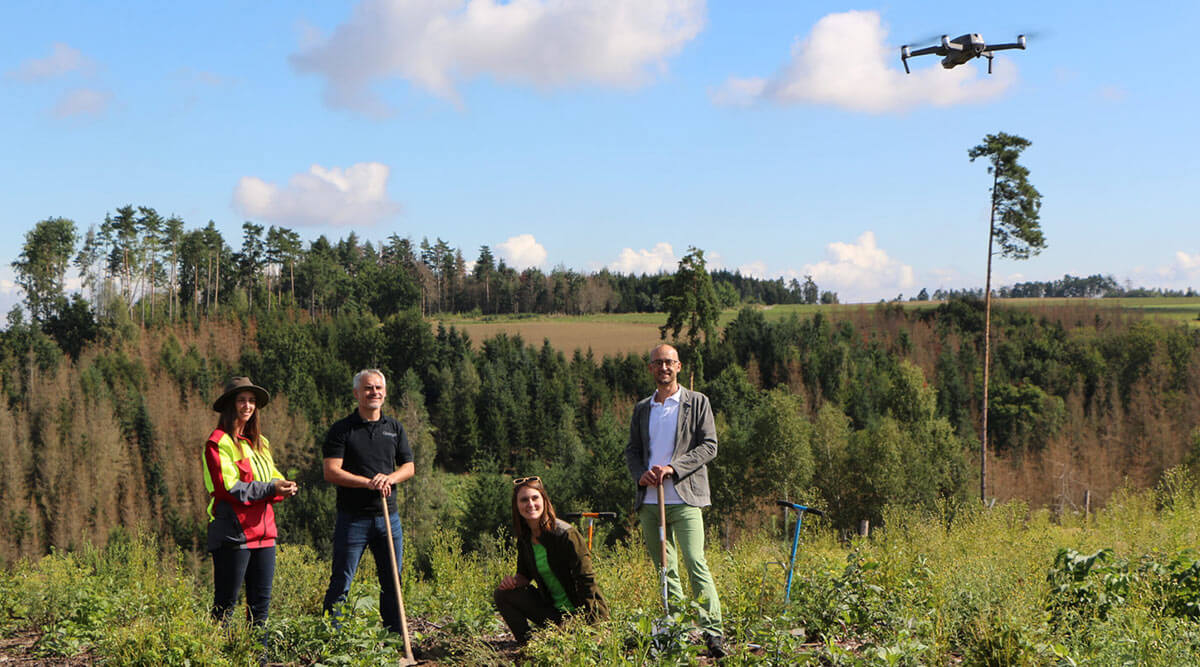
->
[657, 485, 670, 615]
[774, 500, 824, 605]
[746, 501, 825, 654]
[649, 483, 675, 646]
[381, 490, 418, 666]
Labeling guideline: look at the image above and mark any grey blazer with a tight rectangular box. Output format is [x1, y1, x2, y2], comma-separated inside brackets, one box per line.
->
[624, 386, 718, 510]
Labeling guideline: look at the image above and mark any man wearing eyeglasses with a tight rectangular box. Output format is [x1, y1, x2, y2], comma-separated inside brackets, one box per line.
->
[624, 343, 725, 658]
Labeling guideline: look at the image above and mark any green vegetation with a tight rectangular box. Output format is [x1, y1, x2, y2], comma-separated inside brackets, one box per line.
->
[1, 297, 1197, 562]
[5, 474, 1200, 664]
[2, 210, 1198, 663]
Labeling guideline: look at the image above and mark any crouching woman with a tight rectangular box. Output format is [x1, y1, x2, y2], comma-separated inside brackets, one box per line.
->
[494, 477, 609, 644]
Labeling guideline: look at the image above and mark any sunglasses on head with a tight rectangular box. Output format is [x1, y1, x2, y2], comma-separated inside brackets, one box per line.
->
[512, 476, 541, 485]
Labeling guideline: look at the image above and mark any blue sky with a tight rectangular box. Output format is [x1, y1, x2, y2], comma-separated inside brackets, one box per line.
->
[2, 0, 1197, 312]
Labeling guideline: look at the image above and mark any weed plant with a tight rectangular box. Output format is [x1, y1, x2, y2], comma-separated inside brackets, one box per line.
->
[4, 470, 1200, 664]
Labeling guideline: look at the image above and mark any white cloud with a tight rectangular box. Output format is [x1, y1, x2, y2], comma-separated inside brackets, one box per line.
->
[232, 162, 402, 227]
[712, 10, 1015, 113]
[0, 273, 21, 321]
[737, 261, 767, 279]
[496, 234, 547, 270]
[290, 0, 706, 113]
[803, 231, 915, 300]
[52, 88, 112, 118]
[609, 242, 675, 274]
[1156, 251, 1200, 285]
[6, 42, 95, 82]
[705, 250, 724, 270]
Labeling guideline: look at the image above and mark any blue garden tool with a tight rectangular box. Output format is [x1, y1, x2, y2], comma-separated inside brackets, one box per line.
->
[775, 500, 824, 604]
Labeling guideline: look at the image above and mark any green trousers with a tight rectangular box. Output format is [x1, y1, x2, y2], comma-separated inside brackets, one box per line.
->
[639, 503, 723, 636]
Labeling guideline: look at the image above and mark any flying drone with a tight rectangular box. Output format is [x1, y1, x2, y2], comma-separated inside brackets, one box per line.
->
[900, 33, 1026, 74]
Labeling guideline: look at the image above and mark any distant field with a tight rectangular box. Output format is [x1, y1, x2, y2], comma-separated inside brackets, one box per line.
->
[444, 317, 662, 358]
[437, 297, 1200, 356]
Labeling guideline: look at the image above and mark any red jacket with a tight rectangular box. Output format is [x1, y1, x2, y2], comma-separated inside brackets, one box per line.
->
[203, 429, 284, 552]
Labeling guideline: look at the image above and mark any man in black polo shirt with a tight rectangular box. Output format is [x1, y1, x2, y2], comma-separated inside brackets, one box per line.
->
[321, 368, 415, 633]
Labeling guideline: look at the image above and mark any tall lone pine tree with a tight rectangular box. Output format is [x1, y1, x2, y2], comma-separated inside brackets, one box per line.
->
[969, 132, 1046, 501]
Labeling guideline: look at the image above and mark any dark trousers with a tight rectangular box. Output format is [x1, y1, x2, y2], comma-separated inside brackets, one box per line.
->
[323, 510, 405, 633]
[494, 586, 564, 644]
[212, 546, 276, 626]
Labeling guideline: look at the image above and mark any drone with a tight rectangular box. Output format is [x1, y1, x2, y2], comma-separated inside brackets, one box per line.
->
[900, 33, 1026, 74]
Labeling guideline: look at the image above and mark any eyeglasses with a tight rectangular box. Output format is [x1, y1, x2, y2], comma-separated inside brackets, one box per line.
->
[512, 476, 541, 485]
[649, 359, 678, 367]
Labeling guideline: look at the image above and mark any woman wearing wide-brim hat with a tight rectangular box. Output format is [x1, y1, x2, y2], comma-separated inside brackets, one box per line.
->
[201, 376, 298, 629]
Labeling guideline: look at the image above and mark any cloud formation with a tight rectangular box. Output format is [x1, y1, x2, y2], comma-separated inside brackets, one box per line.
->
[496, 234, 547, 270]
[290, 0, 705, 113]
[803, 231, 915, 299]
[52, 88, 112, 118]
[233, 162, 402, 227]
[609, 243, 675, 275]
[713, 10, 1015, 113]
[5, 42, 95, 82]
[737, 261, 767, 279]
[1157, 251, 1200, 285]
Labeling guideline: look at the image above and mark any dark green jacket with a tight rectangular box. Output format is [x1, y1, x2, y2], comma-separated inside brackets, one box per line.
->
[516, 519, 610, 620]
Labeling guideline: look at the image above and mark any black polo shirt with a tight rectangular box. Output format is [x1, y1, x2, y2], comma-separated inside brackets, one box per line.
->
[323, 411, 413, 515]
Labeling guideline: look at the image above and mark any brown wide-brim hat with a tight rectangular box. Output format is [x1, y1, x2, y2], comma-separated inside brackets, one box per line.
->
[212, 376, 271, 412]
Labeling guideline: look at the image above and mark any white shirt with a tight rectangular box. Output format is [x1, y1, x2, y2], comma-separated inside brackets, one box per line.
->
[643, 386, 685, 505]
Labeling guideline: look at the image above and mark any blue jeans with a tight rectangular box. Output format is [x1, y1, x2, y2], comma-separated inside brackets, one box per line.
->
[323, 510, 405, 633]
[212, 546, 275, 627]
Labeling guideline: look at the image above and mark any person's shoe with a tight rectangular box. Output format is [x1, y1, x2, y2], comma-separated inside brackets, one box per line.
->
[705, 634, 728, 659]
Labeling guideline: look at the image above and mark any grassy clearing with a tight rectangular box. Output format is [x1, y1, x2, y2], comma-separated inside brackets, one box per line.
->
[442, 297, 1200, 356]
[5, 470, 1200, 665]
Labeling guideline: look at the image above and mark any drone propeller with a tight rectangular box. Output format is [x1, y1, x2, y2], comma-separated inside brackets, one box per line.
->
[902, 33, 948, 48]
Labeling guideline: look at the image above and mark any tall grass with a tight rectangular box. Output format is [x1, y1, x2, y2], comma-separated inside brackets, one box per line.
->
[4, 470, 1200, 664]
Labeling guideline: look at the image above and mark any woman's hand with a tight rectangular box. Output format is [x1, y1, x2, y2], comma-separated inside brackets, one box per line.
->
[274, 479, 299, 498]
[498, 573, 530, 590]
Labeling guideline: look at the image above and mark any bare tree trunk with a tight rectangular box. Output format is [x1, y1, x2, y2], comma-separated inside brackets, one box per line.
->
[206, 255, 212, 317]
[124, 247, 133, 319]
[981, 167, 999, 503]
[147, 258, 154, 324]
[139, 257, 147, 327]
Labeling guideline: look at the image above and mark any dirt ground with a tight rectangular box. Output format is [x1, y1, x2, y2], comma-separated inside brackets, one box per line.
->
[0, 620, 734, 665]
[0, 630, 95, 666]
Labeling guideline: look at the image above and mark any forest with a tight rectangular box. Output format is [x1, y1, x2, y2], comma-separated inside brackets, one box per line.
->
[3, 210, 1199, 564]
[16, 209, 1189, 342]
[2, 211, 1199, 663]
